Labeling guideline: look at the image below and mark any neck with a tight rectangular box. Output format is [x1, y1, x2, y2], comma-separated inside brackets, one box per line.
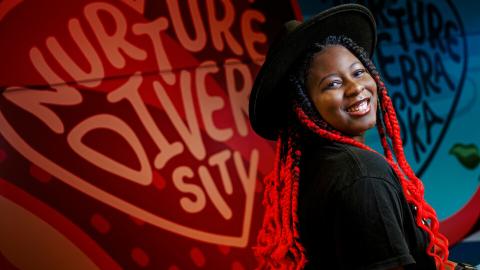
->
[351, 133, 365, 144]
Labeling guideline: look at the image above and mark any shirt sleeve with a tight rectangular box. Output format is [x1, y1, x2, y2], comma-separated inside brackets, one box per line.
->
[333, 176, 416, 270]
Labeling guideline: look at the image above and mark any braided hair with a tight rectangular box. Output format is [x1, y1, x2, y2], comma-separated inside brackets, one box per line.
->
[253, 36, 451, 270]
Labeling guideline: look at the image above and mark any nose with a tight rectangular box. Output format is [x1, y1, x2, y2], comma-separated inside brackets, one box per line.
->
[344, 80, 364, 97]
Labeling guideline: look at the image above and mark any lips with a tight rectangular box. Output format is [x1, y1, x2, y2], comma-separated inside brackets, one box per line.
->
[345, 97, 371, 116]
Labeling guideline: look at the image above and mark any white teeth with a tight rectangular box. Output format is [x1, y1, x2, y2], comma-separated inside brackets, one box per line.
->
[347, 99, 368, 112]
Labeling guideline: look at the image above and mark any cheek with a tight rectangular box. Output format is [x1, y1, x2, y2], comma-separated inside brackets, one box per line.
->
[313, 94, 343, 119]
[365, 77, 378, 94]
[364, 77, 378, 109]
[371, 89, 379, 111]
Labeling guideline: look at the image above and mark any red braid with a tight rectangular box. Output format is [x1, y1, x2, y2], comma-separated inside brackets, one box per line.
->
[373, 75, 452, 268]
[254, 130, 307, 270]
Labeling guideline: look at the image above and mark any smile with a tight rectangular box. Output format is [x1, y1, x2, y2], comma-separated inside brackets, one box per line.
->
[345, 98, 370, 116]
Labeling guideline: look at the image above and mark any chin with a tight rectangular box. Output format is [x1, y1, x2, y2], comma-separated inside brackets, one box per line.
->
[348, 118, 377, 135]
[367, 119, 377, 129]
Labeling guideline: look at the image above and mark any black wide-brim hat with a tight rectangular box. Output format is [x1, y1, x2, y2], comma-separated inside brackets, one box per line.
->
[249, 4, 376, 140]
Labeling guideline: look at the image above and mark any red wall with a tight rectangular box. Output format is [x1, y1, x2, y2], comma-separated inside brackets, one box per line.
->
[0, 1, 300, 269]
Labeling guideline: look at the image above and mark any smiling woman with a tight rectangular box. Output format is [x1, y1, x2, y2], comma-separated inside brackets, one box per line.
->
[247, 3, 473, 270]
[305, 43, 378, 142]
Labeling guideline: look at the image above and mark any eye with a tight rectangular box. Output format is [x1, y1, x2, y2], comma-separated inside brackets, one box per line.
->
[353, 69, 365, 77]
[326, 80, 342, 89]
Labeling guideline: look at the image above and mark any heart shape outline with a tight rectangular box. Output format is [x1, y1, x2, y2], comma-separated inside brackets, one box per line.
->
[0, 110, 255, 247]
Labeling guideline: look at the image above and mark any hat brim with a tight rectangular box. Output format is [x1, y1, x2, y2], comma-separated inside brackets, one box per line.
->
[249, 4, 377, 140]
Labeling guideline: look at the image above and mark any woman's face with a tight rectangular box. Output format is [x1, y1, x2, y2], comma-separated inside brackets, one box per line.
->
[306, 45, 378, 140]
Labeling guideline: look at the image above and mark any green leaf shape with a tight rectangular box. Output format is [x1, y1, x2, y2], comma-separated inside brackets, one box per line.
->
[449, 143, 480, 170]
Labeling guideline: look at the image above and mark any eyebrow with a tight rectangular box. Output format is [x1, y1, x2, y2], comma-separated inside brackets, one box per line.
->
[318, 73, 338, 86]
[317, 61, 362, 86]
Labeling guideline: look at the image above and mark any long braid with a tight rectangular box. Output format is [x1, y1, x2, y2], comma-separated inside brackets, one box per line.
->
[374, 75, 451, 265]
[255, 134, 283, 266]
[254, 35, 451, 269]
[254, 125, 307, 269]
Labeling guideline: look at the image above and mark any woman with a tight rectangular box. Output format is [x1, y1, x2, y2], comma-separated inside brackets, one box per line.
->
[249, 4, 476, 270]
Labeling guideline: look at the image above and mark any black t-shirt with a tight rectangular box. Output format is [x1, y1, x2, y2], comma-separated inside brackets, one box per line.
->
[298, 136, 436, 270]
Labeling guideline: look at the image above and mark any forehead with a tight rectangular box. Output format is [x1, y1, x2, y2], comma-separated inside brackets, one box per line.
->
[309, 45, 360, 74]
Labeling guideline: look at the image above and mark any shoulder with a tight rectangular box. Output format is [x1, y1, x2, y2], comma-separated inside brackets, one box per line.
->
[341, 143, 395, 180]
[301, 138, 401, 192]
[338, 143, 404, 193]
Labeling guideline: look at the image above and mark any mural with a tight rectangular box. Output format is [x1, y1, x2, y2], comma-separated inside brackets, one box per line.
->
[0, 0, 299, 269]
[1, 0, 479, 269]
